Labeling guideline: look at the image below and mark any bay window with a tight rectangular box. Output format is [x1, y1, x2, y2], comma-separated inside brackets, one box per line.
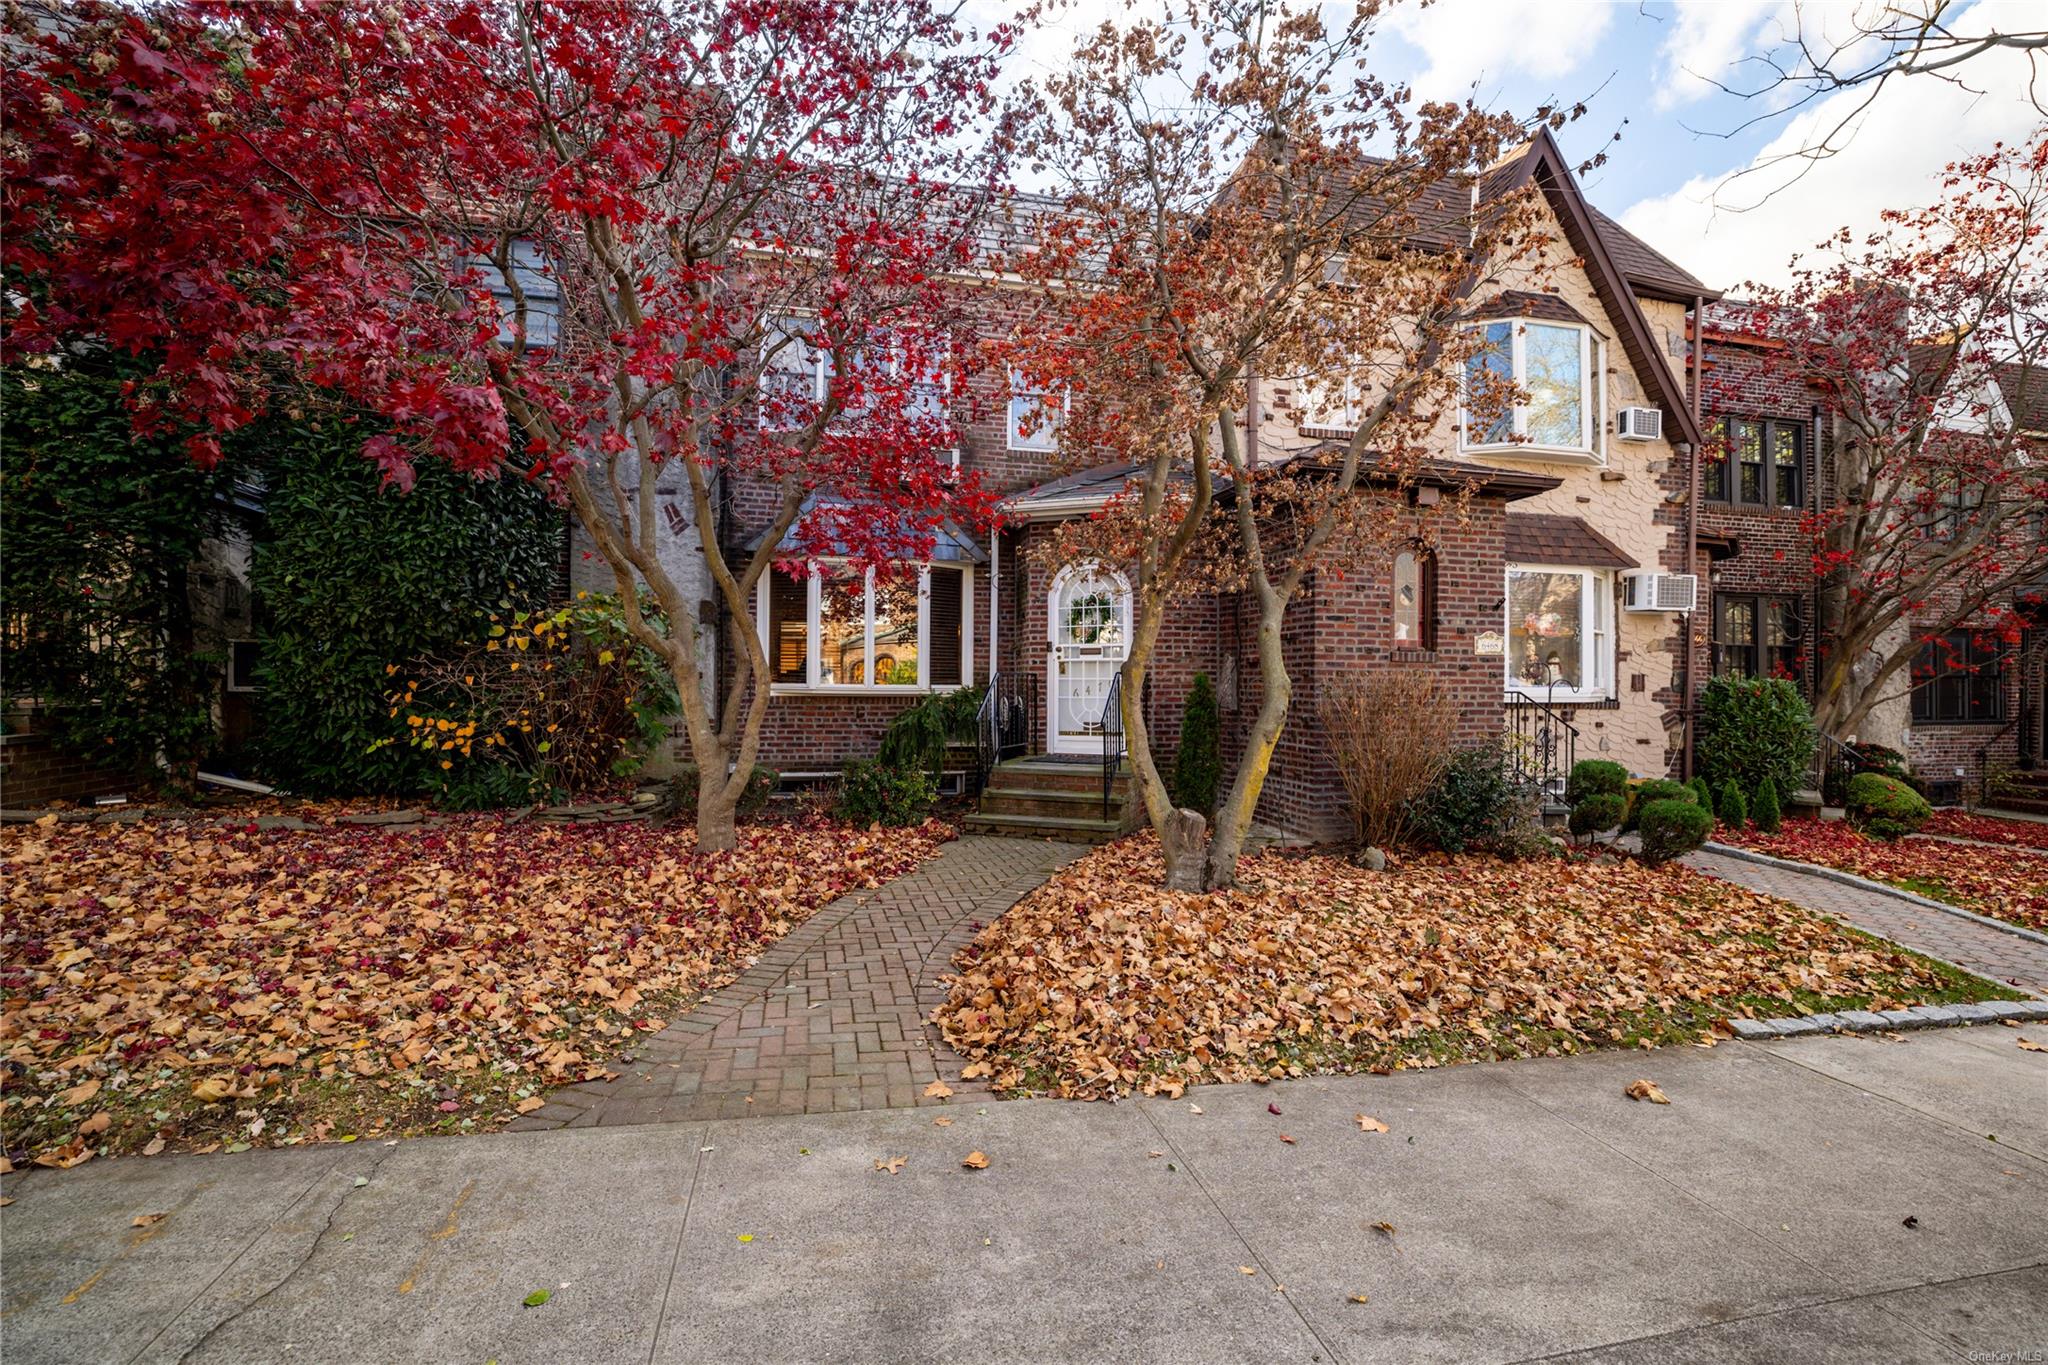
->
[1461, 321, 1604, 459]
[1505, 565, 1613, 701]
[759, 563, 972, 691]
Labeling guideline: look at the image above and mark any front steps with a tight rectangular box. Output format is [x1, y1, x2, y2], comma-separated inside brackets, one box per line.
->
[964, 756, 1133, 843]
[1985, 768, 2048, 817]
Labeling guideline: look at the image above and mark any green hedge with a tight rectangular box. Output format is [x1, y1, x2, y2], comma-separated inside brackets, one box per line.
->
[1640, 798, 1712, 865]
[251, 419, 558, 795]
[1845, 772, 1930, 838]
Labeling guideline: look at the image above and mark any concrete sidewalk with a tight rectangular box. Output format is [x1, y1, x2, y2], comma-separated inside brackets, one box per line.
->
[4, 1028, 2045, 1365]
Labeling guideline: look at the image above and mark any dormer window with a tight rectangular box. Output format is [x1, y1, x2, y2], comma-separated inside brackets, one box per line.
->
[1460, 320, 1605, 461]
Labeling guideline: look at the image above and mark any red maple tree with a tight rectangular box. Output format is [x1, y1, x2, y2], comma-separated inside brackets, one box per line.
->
[1711, 129, 2047, 741]
[3, 0, 1012, 845]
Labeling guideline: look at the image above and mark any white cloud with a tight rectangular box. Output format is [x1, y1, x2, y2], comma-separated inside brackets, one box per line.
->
[1653, 0, 1783, 111]
[1620, 0, 2041, 291]
[1381, 0, 1611, 103]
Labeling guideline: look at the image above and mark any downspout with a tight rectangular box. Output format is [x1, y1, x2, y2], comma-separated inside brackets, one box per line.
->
[1681, 293, 1705, 780]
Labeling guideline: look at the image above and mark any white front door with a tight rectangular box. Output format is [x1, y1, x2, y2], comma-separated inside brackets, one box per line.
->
[1048, 566, 1131, 754]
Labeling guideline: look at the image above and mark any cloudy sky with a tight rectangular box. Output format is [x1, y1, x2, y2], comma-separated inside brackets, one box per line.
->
[973, 0, 2044, 292]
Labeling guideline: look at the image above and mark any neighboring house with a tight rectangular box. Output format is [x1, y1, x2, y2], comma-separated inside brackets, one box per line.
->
[622, 130, 1733, 840]
[1693, 306, 2048, 801]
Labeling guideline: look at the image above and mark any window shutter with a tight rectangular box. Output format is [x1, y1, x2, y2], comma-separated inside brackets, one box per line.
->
[769, 572, 808, 683]
[928, 569, 964, 687]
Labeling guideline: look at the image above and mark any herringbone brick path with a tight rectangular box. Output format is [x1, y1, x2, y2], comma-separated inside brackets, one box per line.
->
[509, 834, 1084, 1130]
[1686, 849, 2048, 999]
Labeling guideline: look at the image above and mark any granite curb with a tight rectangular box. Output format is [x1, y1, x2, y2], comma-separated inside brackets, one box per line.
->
[1725, 998, 2048, 1041]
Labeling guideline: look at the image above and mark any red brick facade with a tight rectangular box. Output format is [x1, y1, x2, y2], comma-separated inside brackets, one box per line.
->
[0, 729, 140, 808]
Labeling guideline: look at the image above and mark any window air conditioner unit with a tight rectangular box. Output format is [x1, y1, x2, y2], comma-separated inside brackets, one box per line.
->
[1623, 571, 1697, 613]
[1615, 407, 1662, 441]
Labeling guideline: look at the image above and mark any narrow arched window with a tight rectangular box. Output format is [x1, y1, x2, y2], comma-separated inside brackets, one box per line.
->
[1393, 548, 1438, 649]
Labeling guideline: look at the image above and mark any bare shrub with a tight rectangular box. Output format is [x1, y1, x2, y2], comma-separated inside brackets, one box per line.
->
[1318, 671, 1460, 850]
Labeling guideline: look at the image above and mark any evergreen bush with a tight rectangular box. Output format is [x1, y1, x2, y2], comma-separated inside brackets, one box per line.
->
[1696, 676, 1816, 810]
[1639, 799, 1713, 865]
[1171, 673, 1222, 816]
[1717, 779, 1749, 828]
[1752, 776, 1783, 833]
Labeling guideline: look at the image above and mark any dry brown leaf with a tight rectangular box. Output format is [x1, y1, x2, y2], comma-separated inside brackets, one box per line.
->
[79, 1112, 112, 1137]
[131, 1213, 166, 1228]
[0, 1196, 12, 1207]
[1624, 1079, 1670, 1105]
[1348, 1293, 1370, 1304]
[514, 1097, 546, 1114]
[141, 1137, 166, 1157]
[932, 1116, 954, 1127]
[923, 1080, 953, 1100]
[1278, 1133, 1296, 1145]
[1371, 1221, 1397, 1238]
[2017, 1038, 2046, 1052]
[1238, 1266, 1259, 1276]
[874, 1156, 907, 1175]
[1355, 1114, 1389, 1133]
[55, 1079, 101, 1108]
[961, 1151, 989, 1170]
[191, 1077, 235, 1104]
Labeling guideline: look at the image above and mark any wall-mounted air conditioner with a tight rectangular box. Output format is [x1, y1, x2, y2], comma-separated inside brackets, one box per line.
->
[1622, 571, 1698, 613]
[1615, 407, 1662, 441]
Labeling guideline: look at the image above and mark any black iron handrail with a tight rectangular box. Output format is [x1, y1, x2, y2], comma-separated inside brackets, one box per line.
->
[1100, 671, 1126, 819]
[1504, 686, 1578, 798]
[974, 671, 1036, 796]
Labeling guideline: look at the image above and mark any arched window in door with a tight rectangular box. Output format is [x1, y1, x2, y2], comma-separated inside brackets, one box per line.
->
[1392, 547, 1438, 650]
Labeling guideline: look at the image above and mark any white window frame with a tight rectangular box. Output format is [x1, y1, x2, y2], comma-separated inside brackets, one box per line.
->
[758, 561, 974, 695]
[1503, 563, 1615, 704]
[1459, 321, 1606, 462]
[1299, 366, 1367, 435]
[758, 312, 830, 432]
[1006, 368, 1067, 452]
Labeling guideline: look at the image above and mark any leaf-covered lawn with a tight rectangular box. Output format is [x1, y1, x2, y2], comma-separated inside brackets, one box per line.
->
[1920, 809, 2048, 852]
[2, 813, 949, 1168]
[933, 837, 2015, 1100]
[1728, 821, 2048, 935]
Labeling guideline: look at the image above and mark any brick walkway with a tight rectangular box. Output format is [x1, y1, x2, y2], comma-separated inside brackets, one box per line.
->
[509, 835, 1085, 1131]
[1686, 848, 2048, 998]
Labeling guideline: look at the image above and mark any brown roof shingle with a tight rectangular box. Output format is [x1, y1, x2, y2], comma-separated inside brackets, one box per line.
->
[1506, 513, 1639, 569]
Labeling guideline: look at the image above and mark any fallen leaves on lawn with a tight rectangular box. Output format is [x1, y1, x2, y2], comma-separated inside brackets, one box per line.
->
[1355, 1114, 1389, 1133]
[961, 1150, 989, 1169]
[874, 1156, 907, 1175]
[1920, 810, 2048, 852]
[934, 835, 1977, 1099]
[2, 813, 949, 1166]
[1625, 1079, 1670, 1104]
[1728, 824, 2048, 934]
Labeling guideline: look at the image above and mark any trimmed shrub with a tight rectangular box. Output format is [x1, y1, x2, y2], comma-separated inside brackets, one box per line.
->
[1318, 670, 1458, 848]
[1696, 676, 1816, 809]
[1567, 792, 1627, 841]
[252, 416, 558, 795]
[1824, 741, 1914, 805]
[1172, 673, 1223, 817]
[1689, 776, 1713, 810]
[1752, 776, 1783, 833]
[1408, 742, 1532, 854]
[1716, 780, 1749, 828]
[837, 760, 936, 826]
[1845, 772, 1930, 837]
[673, 763, 780, 821]
[1565, 760, 1629, 806]
[1639, 798, 1713, 865]
[1624, 778, 1696, 832]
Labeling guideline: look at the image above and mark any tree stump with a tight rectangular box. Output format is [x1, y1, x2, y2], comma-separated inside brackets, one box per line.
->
[1162, 808, 1208, 891]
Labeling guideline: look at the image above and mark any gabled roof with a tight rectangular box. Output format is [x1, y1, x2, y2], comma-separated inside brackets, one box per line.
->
[1506, 513, 1639, 570]
[1587, 205, 1715, 302]
[1504, 128, 1708, 451]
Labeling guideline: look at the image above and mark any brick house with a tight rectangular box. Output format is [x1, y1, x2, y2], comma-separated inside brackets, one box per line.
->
[1690, 309, 2048, 802]
[595, 130, 1737, 840]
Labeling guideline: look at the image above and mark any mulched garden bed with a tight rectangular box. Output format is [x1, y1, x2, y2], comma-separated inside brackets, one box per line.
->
[1727, 821, 2048, 936]
[933, 836, 2017, 1100]
[2, 811, 949, 1168]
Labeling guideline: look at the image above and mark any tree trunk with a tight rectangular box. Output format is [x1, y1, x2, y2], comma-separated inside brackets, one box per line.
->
[1204, 607, 1289, 890]
[695, 765, 739, 851]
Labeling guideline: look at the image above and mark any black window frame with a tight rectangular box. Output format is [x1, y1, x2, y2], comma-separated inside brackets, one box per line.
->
[1911, 630, 2006, 725]
[1704, 416, 1806, 509]
[1711, 592, 1805, 685]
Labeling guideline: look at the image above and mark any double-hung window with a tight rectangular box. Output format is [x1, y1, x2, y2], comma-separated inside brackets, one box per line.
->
[1911, 630, 2004, 724]
[1504, 565, 1613, 702]
[1712, 594, 1804, 683]
[760, 314, 831, 431]
[1461, 321, 1605, 459]
[1007, 368, 1065, 452]
[760, 563, 972, 691]
[1704, 417, 1803, 507]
